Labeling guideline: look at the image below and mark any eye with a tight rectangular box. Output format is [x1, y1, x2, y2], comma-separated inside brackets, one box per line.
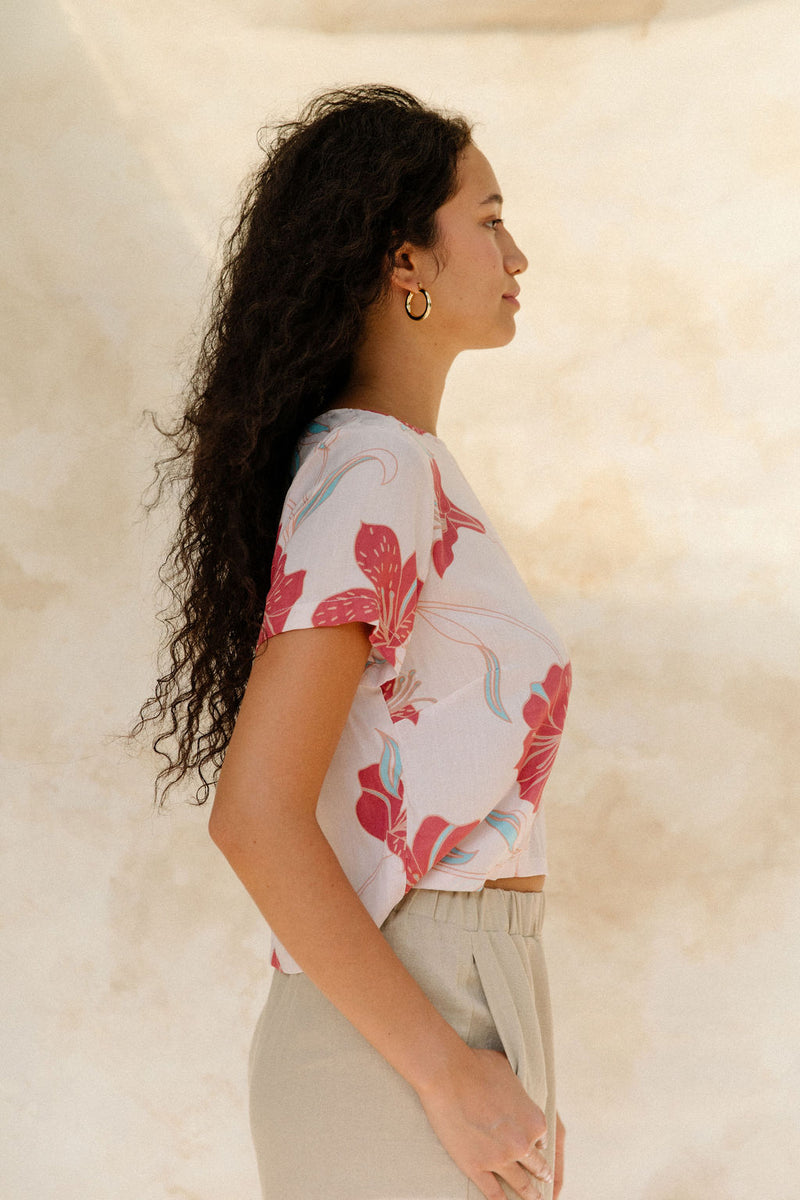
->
[486, 217, 504, 231]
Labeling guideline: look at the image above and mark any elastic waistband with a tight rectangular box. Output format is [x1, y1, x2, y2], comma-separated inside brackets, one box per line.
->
[389, 886, 545, 937]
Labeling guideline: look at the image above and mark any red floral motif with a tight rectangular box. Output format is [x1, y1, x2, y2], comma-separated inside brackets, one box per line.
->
[355, 736, 407, 859]
[430, 458, 486, 577]
[403, 814, 480, 885]
[380, 669, 435, 725]
[257, 533, 306, 646]
[312, 522, 422, 667]
[356, 733, 479, 885]
[514, 661, 572, 812]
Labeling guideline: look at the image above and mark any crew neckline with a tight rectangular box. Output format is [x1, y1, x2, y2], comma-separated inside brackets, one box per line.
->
[318, 405, 445, 444]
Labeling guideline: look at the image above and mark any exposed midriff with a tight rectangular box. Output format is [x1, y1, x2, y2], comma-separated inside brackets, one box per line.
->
[483, 874, 546, 893]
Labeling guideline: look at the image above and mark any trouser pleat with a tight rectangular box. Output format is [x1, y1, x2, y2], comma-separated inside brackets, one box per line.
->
[470, 929, 549, 1116]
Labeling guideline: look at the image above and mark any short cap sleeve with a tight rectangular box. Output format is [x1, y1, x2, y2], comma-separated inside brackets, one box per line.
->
[256, 422, 436, 678]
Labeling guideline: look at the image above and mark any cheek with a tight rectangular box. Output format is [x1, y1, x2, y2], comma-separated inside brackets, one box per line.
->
[464, 241, 502, 285]
[444, 237, 502, 301]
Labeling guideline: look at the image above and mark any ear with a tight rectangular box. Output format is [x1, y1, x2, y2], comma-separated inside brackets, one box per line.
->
[388, 239, 429, 292]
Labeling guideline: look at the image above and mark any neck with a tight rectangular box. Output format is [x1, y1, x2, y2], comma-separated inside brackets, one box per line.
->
[333, 288, 457, 438]
[332, 387, 443, 438]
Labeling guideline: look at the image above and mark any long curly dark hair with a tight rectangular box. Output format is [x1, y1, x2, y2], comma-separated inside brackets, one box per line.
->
[129, 83, 475, 808]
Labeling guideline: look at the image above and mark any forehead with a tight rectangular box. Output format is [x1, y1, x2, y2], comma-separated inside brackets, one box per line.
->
[455, 143, 503, 208]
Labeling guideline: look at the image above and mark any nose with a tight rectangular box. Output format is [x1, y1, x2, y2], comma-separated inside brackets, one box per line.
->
[505, 235, 528, 276]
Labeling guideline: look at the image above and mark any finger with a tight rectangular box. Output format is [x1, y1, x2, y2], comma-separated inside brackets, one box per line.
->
[520, 1145, 553, 1184]
[500, 1162, 545, 1199]
[531, 1116, 548, 1151]
[554, 1134, 564, 1197]
[472, 1169, 511, 1200]
[553, 1111, 565, 1198]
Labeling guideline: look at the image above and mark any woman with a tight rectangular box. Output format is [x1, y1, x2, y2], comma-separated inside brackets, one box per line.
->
[134, 84, 569, 1199]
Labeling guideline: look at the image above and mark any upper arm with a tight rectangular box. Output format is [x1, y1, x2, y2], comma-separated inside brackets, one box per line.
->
[210, 426, 434, 845]
[208, 621, 372, 845]
[257, 427, 436, 681]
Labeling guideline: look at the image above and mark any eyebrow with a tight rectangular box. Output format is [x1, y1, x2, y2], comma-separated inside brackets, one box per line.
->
[478, 193, 504, 207]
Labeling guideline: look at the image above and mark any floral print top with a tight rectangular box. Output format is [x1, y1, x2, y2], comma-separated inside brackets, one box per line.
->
[256, 406, 572, 974]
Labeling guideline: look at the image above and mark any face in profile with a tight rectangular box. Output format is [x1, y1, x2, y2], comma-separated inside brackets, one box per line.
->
[426, 141, 529, 350]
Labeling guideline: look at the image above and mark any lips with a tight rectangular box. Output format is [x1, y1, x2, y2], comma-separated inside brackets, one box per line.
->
[503, 290, 520, 299]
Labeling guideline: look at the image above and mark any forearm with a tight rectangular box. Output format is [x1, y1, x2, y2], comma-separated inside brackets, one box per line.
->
[210, 803, 471, 1095]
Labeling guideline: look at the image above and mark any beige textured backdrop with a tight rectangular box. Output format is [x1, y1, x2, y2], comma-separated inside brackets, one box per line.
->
[2, 1, 798, 1196]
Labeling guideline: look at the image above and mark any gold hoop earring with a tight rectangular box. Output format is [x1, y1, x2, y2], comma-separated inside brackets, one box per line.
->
[405, 287, 431, 321]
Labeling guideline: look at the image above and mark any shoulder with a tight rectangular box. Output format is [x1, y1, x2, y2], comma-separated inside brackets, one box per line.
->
[298, 413, 435, 489]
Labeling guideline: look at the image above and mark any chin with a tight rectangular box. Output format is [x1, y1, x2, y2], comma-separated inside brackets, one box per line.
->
[464, 320, 517, 352]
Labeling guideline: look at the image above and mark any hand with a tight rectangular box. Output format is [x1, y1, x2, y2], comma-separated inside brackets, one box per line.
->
[553, 1111, 565, 1198]
[416, 1046, 552, 1200]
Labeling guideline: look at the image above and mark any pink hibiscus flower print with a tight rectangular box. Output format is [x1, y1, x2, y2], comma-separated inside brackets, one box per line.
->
[356, 733, 480, 885]
[514, 661, 572, 812]
[430, 458, 486, 577]
[257, 534, 306, 646]
[312, 522, 422, 667]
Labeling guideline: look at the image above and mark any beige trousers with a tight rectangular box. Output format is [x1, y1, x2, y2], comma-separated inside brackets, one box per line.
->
[248, 887, 557, 1200]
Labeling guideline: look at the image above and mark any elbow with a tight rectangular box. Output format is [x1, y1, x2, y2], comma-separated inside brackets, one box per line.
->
[208, 798, 256, 866]
[207, 762, 255, 851]
[207, 788, 236, 852]
[207, 802, 221, 845]
[207, 778, 321, 870]
[207, 787, 315, 860]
